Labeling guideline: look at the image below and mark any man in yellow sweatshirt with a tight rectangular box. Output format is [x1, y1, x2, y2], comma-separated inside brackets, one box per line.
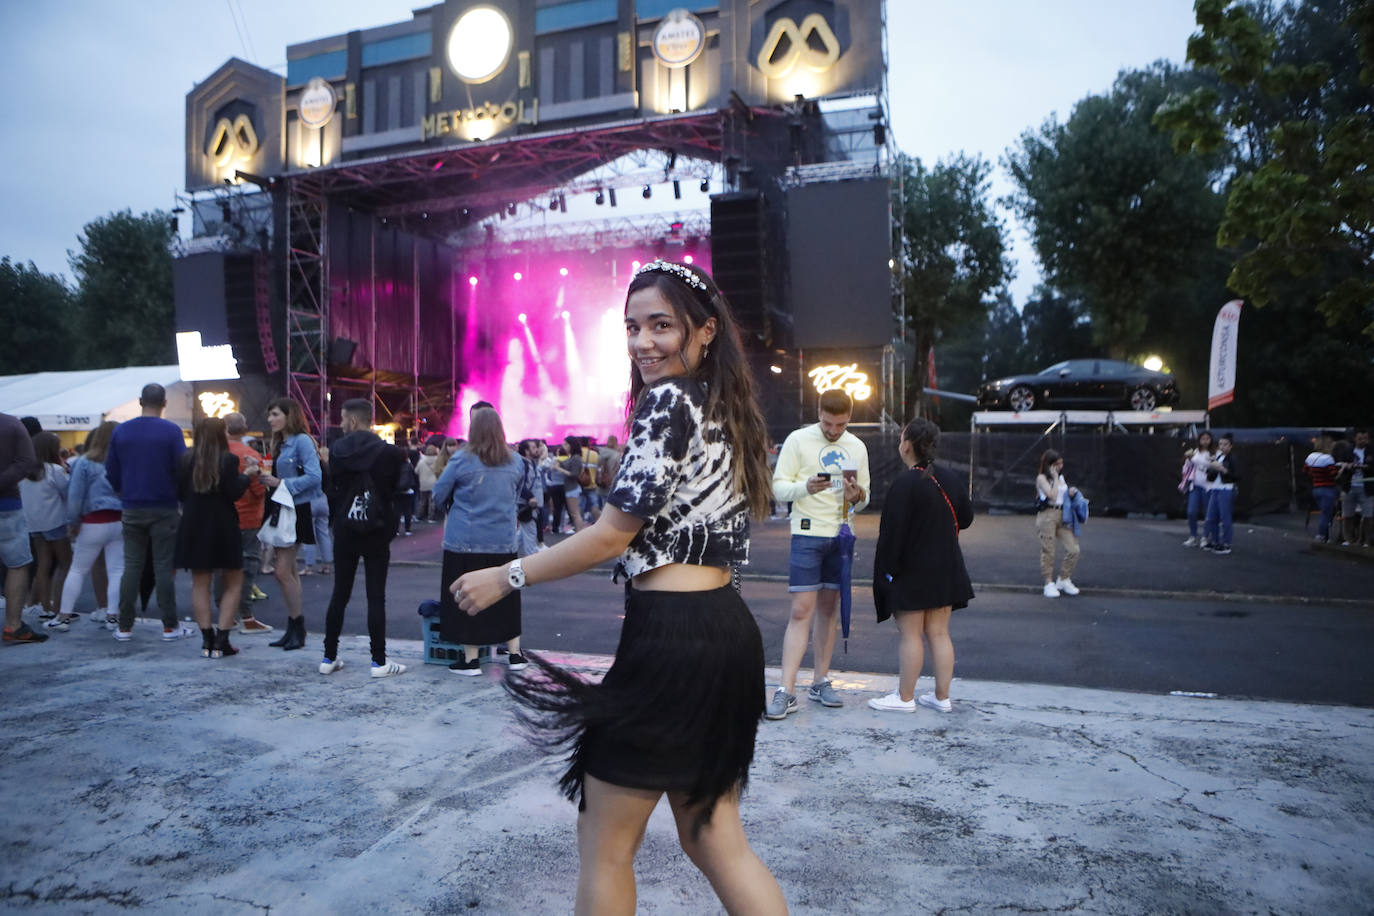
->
[765, 389, 870, 719]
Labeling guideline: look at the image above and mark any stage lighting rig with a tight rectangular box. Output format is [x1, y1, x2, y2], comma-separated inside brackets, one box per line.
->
[642, 185, 652, 199]
[699, 178, 709, 193]
[595, 190, 605, 206]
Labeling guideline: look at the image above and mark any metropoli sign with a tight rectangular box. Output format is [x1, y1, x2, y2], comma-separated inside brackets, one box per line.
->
[422, 99, 538, 141]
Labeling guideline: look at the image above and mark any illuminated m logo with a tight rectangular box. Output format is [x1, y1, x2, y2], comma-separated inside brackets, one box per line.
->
[207, 113, 259, 167]
[757, 14, 841, 79]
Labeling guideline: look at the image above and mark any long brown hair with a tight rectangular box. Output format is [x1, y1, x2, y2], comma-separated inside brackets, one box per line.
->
[28, 432, 62, 480]
[191, 417, 230, 494]
[624, 262, 771, 520]
[1039, 449, 1062, 477]
[266, 397, 308, 455]
[435, 437, 459, 476]
[83, 421, 118, 463]
[464, 407, 513, 467]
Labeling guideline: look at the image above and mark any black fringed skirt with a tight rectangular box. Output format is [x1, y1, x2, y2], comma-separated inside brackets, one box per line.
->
[504, 583, 765, 832]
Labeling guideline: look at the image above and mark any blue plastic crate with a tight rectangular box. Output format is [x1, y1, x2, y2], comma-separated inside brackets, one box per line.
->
[421, 617, 463, 666]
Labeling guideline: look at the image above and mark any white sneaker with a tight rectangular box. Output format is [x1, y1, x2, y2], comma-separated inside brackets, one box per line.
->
[1056, 578, 1080, 596]
[162, 625, 192, 641]
[918, 693, 952, 713]
[319, 658, 344, 675]
[1043, 582, 1061, 598]
[1182, 537, 1199, 547]
[371, 660, 407, 678]
[113, 629, 133, 641]
[867, 692, 916, 713]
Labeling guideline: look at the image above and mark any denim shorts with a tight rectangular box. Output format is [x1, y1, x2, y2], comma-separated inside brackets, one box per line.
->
[788, 534, 842, 592]
[0, 510, 34, 567]
[38, 524, 68, 542]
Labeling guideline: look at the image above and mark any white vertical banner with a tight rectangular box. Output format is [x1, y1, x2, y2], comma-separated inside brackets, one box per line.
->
[1207, 300, 1243, 410]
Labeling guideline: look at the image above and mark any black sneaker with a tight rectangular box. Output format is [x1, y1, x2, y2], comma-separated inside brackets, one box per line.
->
[3, 623, 50, 644]
[449, 656, 481, 676]
[1212, 545, 1232, 555]
[507, 652, 529, 671]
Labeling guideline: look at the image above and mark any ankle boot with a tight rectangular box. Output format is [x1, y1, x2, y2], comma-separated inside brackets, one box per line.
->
[212, 628, 238, 659]
[281, 616, 306, 651]
[268, 620, 291, 647]
[201, 627, 215, 658]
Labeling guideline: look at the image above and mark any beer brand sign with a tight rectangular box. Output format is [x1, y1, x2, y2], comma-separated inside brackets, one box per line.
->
[422, 98, 538, 141]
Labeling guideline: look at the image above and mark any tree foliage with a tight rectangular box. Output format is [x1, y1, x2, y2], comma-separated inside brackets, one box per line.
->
[895, 154, 1011, 416]
[68, 209, 176, 368]
[1005, 63, 1233, 377]
[0, 258, 75, 373]
[1155, 0, 1374, 339]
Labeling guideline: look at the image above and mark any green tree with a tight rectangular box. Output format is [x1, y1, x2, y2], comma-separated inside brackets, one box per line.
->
[895, 154, 1011, 418]
[1155, 0, 1374, 339]
[68, 209, 176, 368]
[1005, 64, 1233, 372]
[933, 291, 1024, 428]
[1019, 286, 1095, 369]
[0, 258, 76, 372]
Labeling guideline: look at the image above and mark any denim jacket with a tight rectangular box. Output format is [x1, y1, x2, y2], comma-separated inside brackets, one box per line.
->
[434, 449, 523, 553]
[274, 433, 323, 505]
[66, 456, 122, 525]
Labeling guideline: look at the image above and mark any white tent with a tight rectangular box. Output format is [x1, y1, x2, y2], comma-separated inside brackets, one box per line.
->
[0, 366, 193, 431]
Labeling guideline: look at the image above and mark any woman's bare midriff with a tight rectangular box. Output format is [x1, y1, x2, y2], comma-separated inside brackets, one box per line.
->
[631, 563, 731, 592]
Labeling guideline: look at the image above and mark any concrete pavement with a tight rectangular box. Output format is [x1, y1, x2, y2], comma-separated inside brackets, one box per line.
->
[2, 617, 1372, 914]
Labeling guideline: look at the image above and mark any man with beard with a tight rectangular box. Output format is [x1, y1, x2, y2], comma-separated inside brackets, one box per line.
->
[765, 389, 870, 719]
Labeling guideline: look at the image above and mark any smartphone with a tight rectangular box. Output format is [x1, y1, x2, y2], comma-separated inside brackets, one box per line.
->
[816, 472, 831, 482]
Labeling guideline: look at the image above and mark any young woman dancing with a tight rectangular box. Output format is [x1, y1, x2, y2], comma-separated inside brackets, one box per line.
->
[450, 260, 786, 915]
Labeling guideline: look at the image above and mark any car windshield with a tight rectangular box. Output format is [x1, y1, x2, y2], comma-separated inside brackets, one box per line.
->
[1038, 361, 1071, 376]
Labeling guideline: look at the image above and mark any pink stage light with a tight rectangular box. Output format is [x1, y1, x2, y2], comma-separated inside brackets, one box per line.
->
[559, 267, 569, 277]
[513, 271, 522, 281]
[561, 310, 570, 320]
[468, 276, 478, 287]
[631, 260, 641, 271]
[683, 254, 694, 264]
[517, 313, 527, 323]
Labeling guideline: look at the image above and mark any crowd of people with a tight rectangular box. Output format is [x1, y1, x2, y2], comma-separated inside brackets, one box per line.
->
[7, 254, 1370, 912]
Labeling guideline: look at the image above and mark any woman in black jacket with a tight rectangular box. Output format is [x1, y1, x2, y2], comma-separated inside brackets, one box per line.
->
[870, 418, 974, 714]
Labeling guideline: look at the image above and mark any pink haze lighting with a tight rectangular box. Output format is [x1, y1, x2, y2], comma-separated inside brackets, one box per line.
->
[517, 313, 527, 323]
[631, 260, 641, 271]
[468, 276, 478, 287]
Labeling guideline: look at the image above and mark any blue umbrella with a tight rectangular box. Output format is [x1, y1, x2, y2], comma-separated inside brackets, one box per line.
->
[835, 518, 856, 653]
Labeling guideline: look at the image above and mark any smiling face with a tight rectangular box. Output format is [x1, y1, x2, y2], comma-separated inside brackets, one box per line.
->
[624, 286, 716, 386]
[266, 406, 286, 432]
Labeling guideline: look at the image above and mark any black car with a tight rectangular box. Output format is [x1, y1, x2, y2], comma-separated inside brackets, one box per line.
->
[977, 359, 1180, 412]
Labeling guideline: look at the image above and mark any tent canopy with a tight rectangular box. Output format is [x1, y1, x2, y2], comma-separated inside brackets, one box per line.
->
[0, 366, 192, 431]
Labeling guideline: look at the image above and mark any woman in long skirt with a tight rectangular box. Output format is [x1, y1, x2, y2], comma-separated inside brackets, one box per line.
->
[452, 260, 786, 915]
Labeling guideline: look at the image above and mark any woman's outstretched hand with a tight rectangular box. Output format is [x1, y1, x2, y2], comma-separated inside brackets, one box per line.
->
[450, 565, 511, 615]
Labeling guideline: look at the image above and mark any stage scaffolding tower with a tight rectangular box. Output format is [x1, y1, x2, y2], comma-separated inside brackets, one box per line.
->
[283, 178, 329, 434]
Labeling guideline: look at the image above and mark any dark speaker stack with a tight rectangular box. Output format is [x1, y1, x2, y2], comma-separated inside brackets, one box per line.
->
[710, 192, 770, 348]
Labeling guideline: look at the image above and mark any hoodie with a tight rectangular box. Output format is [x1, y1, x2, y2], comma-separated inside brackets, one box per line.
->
[325, 430, 406, 535]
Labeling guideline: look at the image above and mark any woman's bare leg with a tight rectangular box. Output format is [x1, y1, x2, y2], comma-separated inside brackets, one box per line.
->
[273, 545, 303, 619]
[669, 790, 787, 916]
[923, 607, 955, 701]
[217, 569, 243, 631]
[894, 610, 926, 702]
[575, 775, 660, 916]
[31, 538, 54, 612]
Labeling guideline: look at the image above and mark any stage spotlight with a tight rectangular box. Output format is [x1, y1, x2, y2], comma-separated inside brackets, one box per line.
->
[518, 313, 527, 323]
[513, 271, 522, 281]
[549, 197, 559, 211]
[683, 254, 694, 265]
[507, 202, 518, 216]
[561, 310, 570, 320]
[673, 180, 681, 199]
[700, 178, 709, 193]
[559, 267, 569, 277]
[558, 194, 567, 213]
[874, 122, 886, 145]
[631, 260, 641, 271]
[468, 276, 479, 287]
[595, 190, 605, 206]
[608, 188, 617, 207]
[642, 185, 651, 199]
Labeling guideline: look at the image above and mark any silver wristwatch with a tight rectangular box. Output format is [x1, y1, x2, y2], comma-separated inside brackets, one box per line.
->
[507, 558, 527, 590]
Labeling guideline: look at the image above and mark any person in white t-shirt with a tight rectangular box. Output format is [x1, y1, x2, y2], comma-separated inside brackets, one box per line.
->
[1182, 430, 1217, 547]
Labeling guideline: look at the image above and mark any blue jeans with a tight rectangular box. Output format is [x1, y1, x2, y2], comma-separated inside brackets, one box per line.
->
[1186, 486, 1212, 538]
[788, 534, 842, 592]
[1204, 488, 1235, 548]
[304, 496, 333, 565]
[1312, 487, 1337, 540]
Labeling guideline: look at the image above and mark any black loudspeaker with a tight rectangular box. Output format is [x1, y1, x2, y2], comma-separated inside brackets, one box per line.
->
[710, 192, 770, 347]
[173, 251, 277, 377]
[328, 337, 359, 367]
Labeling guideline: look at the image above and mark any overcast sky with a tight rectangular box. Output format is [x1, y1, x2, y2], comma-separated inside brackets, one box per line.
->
[0, 0, 1199, 306]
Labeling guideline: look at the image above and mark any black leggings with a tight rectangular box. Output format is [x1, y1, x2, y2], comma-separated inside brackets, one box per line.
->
[322, 530, 391, 665]
[547, 488, 569, 531]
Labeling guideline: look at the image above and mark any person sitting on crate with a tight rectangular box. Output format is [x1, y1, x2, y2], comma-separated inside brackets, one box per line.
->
[316, 398, 409, 678]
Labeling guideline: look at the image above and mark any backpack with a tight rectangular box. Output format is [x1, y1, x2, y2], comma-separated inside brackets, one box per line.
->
[339, 470, 387, 534]
[578, 447, 596, 490]
[596, 452, 615, 490]
[396, 459, 418, 494]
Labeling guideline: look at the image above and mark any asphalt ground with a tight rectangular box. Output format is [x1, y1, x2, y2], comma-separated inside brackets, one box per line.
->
[3, 510, 1372, 913]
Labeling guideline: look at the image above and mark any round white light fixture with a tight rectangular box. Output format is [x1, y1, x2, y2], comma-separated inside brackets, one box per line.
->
[1143, 355, 1164, 372]
[447, 6, 513, 84]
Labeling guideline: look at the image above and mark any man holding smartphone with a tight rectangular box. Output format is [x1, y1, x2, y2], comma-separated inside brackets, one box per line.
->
[766, 389, 870, 719]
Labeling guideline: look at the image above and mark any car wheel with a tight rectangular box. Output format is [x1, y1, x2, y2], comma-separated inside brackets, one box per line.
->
[1008, 385, 1036, 412]
[1129, 387, 1157, 411]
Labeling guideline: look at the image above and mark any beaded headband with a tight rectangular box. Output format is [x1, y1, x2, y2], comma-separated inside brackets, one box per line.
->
[633, 259, 709, 292]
